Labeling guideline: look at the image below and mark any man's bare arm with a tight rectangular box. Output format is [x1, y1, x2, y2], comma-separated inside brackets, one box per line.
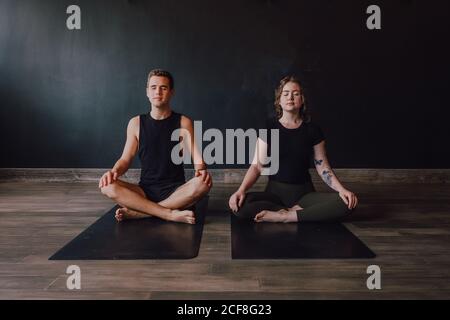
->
[180, 115, 212, 187]
[112, 116, 139, 176]
[180, 116, 206, 170]
[99, 116, 139, 188]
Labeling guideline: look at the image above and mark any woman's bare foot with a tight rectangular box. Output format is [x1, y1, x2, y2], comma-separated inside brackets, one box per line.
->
[254, 208, 299, 223]
[115, 207, 152, 222]
[254, 209, 287, 223]
[168, 209, 195, 224]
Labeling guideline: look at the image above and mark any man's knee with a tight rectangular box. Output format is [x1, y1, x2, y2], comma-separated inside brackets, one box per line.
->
[100, 182, 119, 199]
[190, 176, 211, 199]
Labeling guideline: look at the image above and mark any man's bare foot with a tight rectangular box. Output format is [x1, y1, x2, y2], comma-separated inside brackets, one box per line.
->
[168, 209, 195, 224]
[115, 207, 152, 222]
[254, 208, 299, 223]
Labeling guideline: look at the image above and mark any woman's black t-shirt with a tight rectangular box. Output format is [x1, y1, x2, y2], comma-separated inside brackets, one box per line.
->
[264, 117, 325, 184]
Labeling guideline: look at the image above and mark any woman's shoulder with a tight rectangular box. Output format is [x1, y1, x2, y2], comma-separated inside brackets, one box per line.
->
[304, 120, 322, 130]
[304, 121, 325, 144]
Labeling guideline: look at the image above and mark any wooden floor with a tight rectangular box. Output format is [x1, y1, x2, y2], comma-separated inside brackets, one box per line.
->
[0, 180, 449, 299]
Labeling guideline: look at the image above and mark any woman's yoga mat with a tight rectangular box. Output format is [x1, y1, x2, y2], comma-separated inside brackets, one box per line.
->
[231, 215, 375, 259]
[49, 196, 208, 260]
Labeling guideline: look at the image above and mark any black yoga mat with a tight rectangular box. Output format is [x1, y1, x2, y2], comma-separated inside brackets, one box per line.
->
[231, 215, 375, 259]
[50, 196, 208, 260]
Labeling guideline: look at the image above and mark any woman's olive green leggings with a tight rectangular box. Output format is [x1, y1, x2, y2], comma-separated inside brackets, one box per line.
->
[234, 180, 351, 222]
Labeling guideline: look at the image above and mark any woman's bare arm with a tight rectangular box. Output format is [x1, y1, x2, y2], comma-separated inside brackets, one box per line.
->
[313, 141, 358, 209]
[229, 138, 267, 212]
[312, 141, 346, 192]
[238, 138, 269, 192]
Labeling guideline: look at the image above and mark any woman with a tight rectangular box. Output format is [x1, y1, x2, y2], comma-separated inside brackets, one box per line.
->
[228, 75, 358, 223]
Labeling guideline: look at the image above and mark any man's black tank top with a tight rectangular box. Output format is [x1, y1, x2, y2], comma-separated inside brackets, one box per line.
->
[138, 111, 185, 186]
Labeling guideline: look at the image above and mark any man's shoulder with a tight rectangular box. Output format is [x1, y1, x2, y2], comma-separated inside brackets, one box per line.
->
[129, 115, 141, 125]
[127, 116, 141, 136]
[180, 114, 193, 128]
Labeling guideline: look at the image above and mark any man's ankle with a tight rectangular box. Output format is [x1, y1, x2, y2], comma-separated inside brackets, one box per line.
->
[164, 209, 175, 221]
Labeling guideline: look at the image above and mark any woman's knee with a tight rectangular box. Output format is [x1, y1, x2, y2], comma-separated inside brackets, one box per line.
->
[243, 191, 281, 205]
[232, 195, 259, 220]
[330, 193, 353, 217]
[233, 207, 255, 220]
[242, 192, 259, 204]
[298, 192, 353, 221]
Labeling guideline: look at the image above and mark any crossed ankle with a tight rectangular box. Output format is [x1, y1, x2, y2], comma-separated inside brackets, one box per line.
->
[165, 209, 177, 221]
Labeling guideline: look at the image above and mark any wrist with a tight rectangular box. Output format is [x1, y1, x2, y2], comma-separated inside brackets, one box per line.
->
[237, 186, 247, 194]
[284, 210, 299, 223]
[195, 163, 207, 171]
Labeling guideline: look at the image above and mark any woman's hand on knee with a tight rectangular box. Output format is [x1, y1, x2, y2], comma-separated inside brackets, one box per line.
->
[229, 189, 246, 213]
[338, 189, 358, 210]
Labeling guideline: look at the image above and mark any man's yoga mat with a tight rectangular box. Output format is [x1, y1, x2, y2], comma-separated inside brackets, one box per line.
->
[231, 215, 375, 259]
[49, 196, 208, 260]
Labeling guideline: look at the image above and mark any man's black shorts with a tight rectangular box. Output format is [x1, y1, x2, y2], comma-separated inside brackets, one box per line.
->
[138, 181, 185, 202]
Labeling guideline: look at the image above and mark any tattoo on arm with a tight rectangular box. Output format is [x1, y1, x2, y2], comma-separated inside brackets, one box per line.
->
[322, 170, 333, 187]
[314, 159, 323, 166]
[316, 159, 337, 190]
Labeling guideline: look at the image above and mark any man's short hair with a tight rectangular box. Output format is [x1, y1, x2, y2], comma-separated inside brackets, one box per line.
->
[147, 69, 174, 89]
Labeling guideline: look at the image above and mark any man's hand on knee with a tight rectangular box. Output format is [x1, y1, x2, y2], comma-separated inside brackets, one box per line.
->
[195, 169, 212, 188]
[99, 170, 119, 188]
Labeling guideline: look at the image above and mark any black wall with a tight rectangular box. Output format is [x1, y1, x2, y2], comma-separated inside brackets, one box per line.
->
[1, 0, 449, 168]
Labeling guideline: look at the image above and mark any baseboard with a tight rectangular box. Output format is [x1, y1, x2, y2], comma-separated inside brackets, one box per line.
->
[0, 168, 449, 184]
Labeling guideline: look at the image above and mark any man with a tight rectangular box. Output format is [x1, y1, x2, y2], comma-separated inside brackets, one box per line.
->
[99, 69, 212, 224]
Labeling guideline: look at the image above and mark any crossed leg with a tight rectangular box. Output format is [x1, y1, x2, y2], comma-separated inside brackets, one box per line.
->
[255, 192, 352, 223]
[100, 176, 210, 224]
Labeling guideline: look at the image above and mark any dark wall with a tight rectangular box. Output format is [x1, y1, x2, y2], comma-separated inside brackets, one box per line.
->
[1, 0, 449, 168]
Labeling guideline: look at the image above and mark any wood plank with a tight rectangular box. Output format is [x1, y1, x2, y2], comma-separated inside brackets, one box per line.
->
[1, 168, 450, 184]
